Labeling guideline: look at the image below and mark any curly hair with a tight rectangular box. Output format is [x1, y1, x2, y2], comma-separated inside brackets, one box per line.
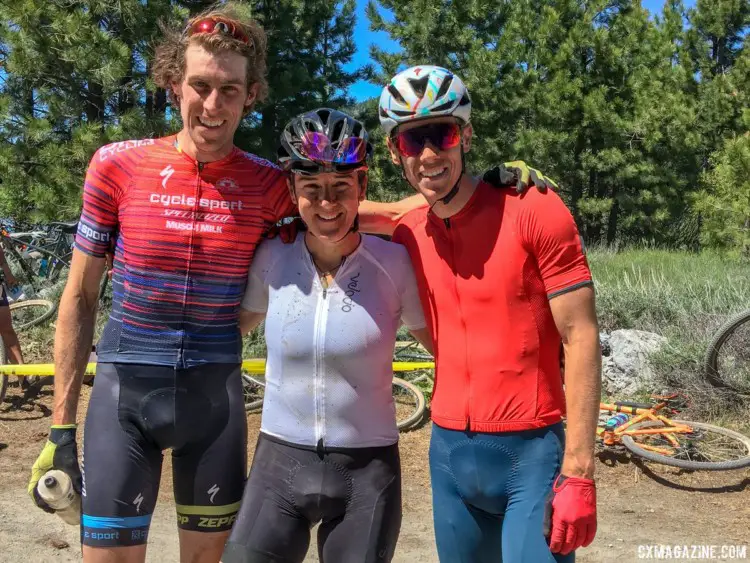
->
[151, 3, 268, 113]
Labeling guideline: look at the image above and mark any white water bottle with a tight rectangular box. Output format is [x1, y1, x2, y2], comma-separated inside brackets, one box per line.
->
[36, 469, 81, 525]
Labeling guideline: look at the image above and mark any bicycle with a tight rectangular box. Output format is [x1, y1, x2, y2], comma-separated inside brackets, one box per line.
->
[241, 359, 433, 432]
[597, 393, 750, 471]
[0, 220, 77, 289]
[704, 308, 750, 394]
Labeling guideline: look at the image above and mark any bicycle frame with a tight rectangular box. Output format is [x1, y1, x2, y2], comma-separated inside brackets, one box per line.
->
[599, 401, 695, 455]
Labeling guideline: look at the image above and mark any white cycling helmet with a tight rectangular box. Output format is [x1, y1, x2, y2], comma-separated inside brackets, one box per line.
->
[378, 65, 472, 136]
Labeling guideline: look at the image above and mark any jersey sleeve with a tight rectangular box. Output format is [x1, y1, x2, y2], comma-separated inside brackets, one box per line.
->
[517, 190, 593, 298]
[263, 171, 296, 224]
[241, 239, 273, 313]
[74, 147, 123, 257]
[394, 244, 427, 331]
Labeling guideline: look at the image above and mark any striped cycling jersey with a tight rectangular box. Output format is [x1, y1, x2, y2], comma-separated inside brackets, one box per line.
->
[75, 136, 294, 368]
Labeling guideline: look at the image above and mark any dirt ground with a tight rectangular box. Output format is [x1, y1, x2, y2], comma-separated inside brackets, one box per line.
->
[1, 383, 749, 563]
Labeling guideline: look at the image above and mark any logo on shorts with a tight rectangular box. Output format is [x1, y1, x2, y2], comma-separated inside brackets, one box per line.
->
[133, 493, 144, 512]
[207, 484, 220, 504]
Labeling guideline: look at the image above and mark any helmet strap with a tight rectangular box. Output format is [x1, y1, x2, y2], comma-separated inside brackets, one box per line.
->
[436, 146, 465, 206]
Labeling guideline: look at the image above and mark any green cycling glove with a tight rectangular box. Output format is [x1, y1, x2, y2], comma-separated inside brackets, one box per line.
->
[28, 424, 82, 513]
[483, 160, 559, 194]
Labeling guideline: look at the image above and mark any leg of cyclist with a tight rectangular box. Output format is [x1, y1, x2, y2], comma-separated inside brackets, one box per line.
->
[429, 424, 504, 563]
[500, 423, 572, 563]
[173, 364, 247, 563]
[81, 364, 162, 563]
[316, 445, 402, 563]
[221, 434, 313, 563]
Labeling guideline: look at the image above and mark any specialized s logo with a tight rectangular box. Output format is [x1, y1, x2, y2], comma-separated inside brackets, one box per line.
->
[160, 165, 175, 189]
[342, 272, 361, 313]
[207, 484, 220, 503]
[133, 493, 144, 512]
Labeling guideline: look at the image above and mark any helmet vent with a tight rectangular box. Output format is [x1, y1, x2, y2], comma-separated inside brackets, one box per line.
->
[407, 75, 430, 98]
[431, 101, 454, 113]
[388, 84, 408, 105]
[435, 75, 453, 100]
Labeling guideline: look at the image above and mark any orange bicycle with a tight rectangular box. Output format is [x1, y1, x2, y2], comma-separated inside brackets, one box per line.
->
[598, 394, 750, 471]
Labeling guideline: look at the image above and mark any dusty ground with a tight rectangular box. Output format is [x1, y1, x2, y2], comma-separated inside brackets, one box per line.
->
[1, 383, 749, 563]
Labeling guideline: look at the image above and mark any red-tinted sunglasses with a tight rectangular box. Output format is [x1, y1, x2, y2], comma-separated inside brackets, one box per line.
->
[393, 122, 462, 157]
[186, 17, 252, 47]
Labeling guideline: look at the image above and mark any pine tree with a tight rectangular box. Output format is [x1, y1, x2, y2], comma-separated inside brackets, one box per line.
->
[0, 0, 184, 225]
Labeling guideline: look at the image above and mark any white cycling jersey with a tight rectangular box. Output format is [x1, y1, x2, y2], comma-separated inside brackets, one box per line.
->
[242, 233, 426, 449]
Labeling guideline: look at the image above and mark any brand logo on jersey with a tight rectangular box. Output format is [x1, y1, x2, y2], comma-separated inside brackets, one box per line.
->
[150, 193, 244, 211]
[160, 165, 175, 189]
[133, 493, 144, 512]
[207, 484, 220, 504]
[216, 177, 239, 191]
[99, 139, 155, 161]
[342, 272, 361, 313]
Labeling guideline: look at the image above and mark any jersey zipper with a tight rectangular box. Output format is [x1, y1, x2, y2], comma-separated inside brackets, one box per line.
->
[312, 262, 335, 451]
[178, 161, 203, 367]
[443, 217, 472, 430]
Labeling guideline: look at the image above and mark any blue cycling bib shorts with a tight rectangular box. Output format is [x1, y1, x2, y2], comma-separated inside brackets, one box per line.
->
[429, 422, 574, 563]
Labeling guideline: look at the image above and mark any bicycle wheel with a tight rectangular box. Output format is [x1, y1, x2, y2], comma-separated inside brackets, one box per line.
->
[242, 373, 265, 412]
[393, 377, 426, 431]
[704, 309, 750, 393]
[621, 419, 750, 470]
[10, 299, 57, 331]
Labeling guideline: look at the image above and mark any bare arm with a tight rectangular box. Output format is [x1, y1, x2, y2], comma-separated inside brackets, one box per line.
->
[359, 194, 427, 236]
[52, 249, 106, 425]
[239, 308, 265, 336]
[408, 327, 434, 355]
[549, 285, 601, 479]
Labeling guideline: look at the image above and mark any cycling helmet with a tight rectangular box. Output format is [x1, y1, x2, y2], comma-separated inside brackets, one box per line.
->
[378, 66, 472, 137]
[277, 108, 372, 173]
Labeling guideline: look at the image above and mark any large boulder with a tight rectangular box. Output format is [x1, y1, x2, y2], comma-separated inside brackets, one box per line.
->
[601, 329, 667, 396]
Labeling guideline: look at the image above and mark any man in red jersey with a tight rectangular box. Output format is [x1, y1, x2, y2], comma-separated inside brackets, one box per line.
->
[381, 66, 601, 562]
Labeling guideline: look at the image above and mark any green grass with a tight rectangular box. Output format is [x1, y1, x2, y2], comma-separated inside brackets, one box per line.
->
[588, 247, 750, 424]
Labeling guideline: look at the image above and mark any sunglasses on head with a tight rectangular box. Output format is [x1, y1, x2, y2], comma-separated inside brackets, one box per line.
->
[392, 122, 462, 157]
[186, 17, 253, 49]
[299, 132, 367, 166]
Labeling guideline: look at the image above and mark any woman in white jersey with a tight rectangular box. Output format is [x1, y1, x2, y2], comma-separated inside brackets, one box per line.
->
[221, 108, 432, 563]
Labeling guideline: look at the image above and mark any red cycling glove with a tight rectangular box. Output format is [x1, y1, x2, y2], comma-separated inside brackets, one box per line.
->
[543, 474, 597, 555]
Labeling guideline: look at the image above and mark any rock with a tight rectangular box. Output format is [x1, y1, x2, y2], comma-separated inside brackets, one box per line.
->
[601, 329, 667, 396]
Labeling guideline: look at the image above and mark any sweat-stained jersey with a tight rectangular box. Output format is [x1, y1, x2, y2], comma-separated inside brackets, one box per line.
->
[75, 136, 295, 368]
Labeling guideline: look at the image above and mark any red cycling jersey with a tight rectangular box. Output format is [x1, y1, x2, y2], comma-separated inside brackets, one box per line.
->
[392, 181, 592, 433]
[75, 135, 294, 367]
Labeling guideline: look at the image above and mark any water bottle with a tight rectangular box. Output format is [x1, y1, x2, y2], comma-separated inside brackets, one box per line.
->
[36, 469, 81, 525]
[604, 413, 629, 431]
[38, 257, 48, 277]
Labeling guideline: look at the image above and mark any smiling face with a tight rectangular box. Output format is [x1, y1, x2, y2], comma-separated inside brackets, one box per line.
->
[290, 170, 366, 242]
[172, 43, 258, 162]
[387, 116, 473, 204]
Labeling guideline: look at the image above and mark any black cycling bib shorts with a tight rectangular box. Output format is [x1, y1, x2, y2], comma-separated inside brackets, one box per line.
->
[222, 432, 402, 563]
[80, 362, 247, 547]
